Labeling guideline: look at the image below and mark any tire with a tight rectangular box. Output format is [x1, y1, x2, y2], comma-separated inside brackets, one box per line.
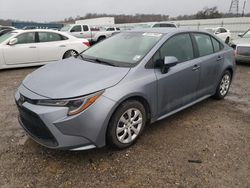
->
[225, 37, 230, 44]
[107, 100, 147, 149]
[63, 50, 78, 59]
[213, 70, 232, 100]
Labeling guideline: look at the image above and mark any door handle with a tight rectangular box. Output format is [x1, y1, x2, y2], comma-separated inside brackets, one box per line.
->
[59, 45, 66, 47]
[29, 46, 36, 48]
[217, 56, 224, 61]
[192, 64, 200, 71]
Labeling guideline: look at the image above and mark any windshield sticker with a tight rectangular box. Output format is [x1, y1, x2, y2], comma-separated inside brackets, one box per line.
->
[133, 55, 142, 61]
[143, 33, 162, 37]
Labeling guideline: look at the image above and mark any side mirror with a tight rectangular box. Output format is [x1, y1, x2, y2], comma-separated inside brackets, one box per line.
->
[215, 31, 220, 35]
[238, 33, 243, 37]
[8, 38, 18, 46]
[70, 29, 75, 33]
[161, 56, 178, 74]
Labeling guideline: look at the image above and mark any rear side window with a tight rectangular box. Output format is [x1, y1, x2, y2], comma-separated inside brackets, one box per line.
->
[159, 33, 194, 63]
[83, 25, 89, 31]
[194, 33, 214, 57]
[211, 37, 221, 53]
[38, 32, 67, 42]
[16, 32, 35, 44]
[70, 25, 82, 32]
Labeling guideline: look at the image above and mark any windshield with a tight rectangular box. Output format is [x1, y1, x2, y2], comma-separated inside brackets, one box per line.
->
[0, 32, 15, 43]
[81, 32, 162, 67]
[60, 25, 72, 32]
[242, 30, 250, 38]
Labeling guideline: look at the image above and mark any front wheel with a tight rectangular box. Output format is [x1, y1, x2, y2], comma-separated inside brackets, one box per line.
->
[107, 100, 146, 149]
[213, 70, 232, 100]
[225, 37, 230, 44]
[63, 50, 78, 59]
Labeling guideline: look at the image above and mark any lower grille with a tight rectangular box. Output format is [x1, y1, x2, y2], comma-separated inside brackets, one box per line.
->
[17, 102, 58, 147]
[237, 46, 250, 56]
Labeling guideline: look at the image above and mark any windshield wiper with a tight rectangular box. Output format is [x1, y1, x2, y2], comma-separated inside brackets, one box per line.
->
[94, 58, 117, 67]
[79, 55, 117, 67]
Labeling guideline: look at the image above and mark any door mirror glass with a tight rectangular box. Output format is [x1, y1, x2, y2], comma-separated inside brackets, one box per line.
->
[8, 38, 18, 45]
[161, 56, 178, 74]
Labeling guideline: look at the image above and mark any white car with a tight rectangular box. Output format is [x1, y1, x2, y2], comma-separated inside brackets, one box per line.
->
[0, 29, 90, 69]
[205, 27, 231, 44]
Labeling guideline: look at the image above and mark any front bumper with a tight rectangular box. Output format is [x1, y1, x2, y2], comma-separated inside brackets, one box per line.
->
[15, 85, 116, 150]
[235, 54, 250, 63]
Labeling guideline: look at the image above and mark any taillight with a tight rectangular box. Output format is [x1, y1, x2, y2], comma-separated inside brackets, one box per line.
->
[83, 41, 90, 47]
[233, 50, 236, 57]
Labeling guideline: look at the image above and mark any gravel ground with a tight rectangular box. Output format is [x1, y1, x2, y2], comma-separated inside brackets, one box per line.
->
[0, 64, 249, 188]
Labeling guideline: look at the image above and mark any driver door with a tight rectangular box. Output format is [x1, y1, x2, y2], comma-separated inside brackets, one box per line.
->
[3, 32, 39, 65]
[153, 33, 200, 117]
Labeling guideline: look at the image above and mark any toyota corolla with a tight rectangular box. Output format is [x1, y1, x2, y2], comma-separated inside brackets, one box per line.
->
[15, 28, 235, 150]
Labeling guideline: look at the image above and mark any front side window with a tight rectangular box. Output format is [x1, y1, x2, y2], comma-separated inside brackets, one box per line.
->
[107, 28, 115, 31]
[211, 37, 222, 53]
[70, 25, 82, 32]
[194, 33, 214, 57]
[83, 25, 89, 31]
[0, 32, 15, 43]
[38, 32, 67, 42]
[158, 33, 194, 63]
[16, 32, 35, 44]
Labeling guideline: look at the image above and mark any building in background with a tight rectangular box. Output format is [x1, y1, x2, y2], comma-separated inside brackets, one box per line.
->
[12, 22, 64, 30]
[75, 17, 115, 26]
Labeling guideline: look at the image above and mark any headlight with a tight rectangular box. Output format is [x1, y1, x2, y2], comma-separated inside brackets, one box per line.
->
[36, 90, 104, 116]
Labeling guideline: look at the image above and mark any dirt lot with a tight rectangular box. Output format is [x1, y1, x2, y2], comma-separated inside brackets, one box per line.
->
[0, 64, 249, 188]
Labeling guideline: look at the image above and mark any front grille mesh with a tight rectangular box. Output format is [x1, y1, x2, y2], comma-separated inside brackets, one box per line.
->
[17, 101, 58, 147]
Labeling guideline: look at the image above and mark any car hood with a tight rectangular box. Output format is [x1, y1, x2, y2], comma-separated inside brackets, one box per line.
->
[232, 38, 250, 46]
[22, 58, 130, 99]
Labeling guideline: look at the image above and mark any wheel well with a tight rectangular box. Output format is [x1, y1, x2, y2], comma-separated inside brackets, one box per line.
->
[117, 96, 151, 123]
[226, 67, 233, 78]
[98, 36, 106, 40]
[63, 49, 78, 59]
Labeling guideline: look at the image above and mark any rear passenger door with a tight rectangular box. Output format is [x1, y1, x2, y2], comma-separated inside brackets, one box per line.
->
[37, 32, 68, 62]
[192, 33, 224, 98]
[154, 33, 200, 117]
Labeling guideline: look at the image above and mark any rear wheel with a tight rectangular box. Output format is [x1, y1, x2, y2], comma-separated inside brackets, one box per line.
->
[107, 100, 146, 149]
[213, 70, 232, 100]
[63, 50, 78, 59]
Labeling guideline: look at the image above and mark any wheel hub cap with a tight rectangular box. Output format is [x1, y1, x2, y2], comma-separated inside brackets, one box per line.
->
[116, 108, 143, 144]
[219, 74, 230, 96]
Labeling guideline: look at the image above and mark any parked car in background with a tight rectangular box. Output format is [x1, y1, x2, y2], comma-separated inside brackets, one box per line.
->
[60, 24, 120, 43]
[152, 22, 177, 28]
[0, 28, 15, 37]
[15, 28, 235, 151]
[229, 29, 250, 63]
[0, 29, 89, 69]
[0, 26, 15, 31]
[205, 27, 231, 44]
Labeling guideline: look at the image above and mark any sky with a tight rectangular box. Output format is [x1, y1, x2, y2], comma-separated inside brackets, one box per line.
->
[0, 0, 249, 22]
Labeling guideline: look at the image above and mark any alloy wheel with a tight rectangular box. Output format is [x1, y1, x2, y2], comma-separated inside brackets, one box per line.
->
[116, 108, 143, 144]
